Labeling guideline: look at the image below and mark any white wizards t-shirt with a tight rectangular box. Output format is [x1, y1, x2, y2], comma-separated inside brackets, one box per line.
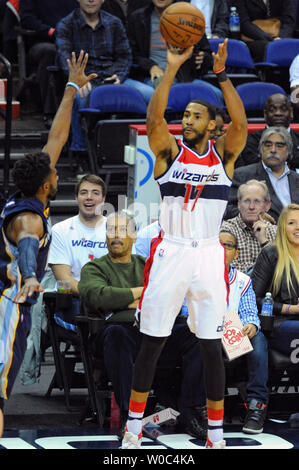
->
[48, 215, 108, 281]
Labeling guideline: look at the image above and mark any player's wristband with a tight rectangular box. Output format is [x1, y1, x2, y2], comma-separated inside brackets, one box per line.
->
[285, 304, 291, 314]
[18, 237, 39, 280]
[213, 66, 227, 82]
[66, 81, 80, 92]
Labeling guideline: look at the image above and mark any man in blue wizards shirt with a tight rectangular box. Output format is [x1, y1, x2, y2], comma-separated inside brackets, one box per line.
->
[0, 50, 96, 436]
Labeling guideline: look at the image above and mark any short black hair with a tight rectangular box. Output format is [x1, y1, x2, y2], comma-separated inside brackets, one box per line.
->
[75, 174, 107, 197]
[188, 99, 216, 120]
[12, 152, 52, 197]
[219, 228, 238, 250]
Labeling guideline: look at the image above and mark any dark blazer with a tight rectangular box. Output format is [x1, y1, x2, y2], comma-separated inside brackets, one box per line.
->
[251, 245, 299, 331]
[224, 161, 299, 221]
[184, 0, 229, 37]
[234, 0, 296, 40]
[236, 128, 299, 171]
[127, 3, 212, 82]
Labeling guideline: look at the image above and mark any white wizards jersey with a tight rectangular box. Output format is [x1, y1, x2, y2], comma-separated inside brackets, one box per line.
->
[156, 139, 232, 240]
[48, 215, 108, 281]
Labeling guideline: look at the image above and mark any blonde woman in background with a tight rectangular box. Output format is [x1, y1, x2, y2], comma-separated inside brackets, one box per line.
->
[251, 203, 299, 356]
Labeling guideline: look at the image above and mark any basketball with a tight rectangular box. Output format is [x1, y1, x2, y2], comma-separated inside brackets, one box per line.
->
[160, 2, 205, 49]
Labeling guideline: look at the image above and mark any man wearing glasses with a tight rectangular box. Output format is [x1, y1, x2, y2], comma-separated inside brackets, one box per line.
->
[221, 179, 277, 274]
[224, 127, 299, 224]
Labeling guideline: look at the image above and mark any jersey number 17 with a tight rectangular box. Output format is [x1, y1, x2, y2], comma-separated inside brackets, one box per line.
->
[183, 183, 205, 212]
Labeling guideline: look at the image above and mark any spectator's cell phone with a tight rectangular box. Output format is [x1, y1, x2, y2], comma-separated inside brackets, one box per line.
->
[102, 77, 116, 84]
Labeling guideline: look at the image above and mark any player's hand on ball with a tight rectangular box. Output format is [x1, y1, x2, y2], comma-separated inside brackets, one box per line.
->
[212, 38, 228, 72]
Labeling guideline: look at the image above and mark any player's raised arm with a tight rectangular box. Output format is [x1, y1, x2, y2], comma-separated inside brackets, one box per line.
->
[43, 51, 97, 168]
[146, 46, 194, 178]
[213, 39, 248, 179]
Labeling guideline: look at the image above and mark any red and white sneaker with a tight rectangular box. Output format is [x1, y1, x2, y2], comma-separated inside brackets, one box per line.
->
[121, 427, 142, 449]
[206, 438, 226, 449]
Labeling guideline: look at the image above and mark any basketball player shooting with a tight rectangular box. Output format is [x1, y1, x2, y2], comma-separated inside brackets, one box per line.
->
[122, 39, 247, 449]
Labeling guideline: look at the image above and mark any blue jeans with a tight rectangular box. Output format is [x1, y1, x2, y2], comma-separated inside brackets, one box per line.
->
[270, 320, 299, 357]
[246, 330, 269, 404]
[70, 92, 90, 152]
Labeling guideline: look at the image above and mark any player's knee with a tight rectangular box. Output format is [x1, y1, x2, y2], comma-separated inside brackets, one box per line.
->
[199, 338, 223, 363]
[138, 334, 167, 365]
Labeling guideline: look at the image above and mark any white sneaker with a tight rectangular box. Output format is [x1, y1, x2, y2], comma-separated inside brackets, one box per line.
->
[121, 429, 142, 449]
[206, 438, 226, 449]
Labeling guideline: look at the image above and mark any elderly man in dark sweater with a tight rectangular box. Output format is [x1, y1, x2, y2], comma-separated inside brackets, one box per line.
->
[78, 210, 207, 441]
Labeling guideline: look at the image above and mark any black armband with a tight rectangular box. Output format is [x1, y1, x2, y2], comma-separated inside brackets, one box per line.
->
[213, 66, 228, 83]
[215, 70, 227, 82]
[18, 237, 39, 280]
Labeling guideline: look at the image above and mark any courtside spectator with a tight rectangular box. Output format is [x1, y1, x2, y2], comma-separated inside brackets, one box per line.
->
[225, 127, 299, 222]
[48, 174, 108, 329]
[221, 179, 277, 273]
[220, 229, 269, 434]
[236, 94, 299, 171]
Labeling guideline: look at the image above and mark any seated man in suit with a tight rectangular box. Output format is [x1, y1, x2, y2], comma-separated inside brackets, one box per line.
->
[224, 126, 299, 223]
[235, 94, 299, 171]
[78, 210, 207, 441]
[221, 179, 277, 274]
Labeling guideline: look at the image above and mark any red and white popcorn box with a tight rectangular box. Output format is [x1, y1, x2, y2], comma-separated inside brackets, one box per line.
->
[222, 309, 253, 361]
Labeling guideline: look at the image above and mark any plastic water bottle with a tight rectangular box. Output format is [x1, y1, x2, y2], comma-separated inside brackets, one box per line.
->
[261, 292, 274, 316]
[229, 6, 240, 39]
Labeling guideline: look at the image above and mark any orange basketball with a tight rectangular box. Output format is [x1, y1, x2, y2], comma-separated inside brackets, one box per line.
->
[160, 2, 205, 49]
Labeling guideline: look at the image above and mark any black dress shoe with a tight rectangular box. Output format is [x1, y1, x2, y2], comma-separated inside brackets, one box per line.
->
[177, 405, 208, 440]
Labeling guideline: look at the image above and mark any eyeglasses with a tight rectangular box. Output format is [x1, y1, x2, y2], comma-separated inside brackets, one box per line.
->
[240, 199, 266, 206]
[263, 140, 286, 149]
[221, 242, 237, 250]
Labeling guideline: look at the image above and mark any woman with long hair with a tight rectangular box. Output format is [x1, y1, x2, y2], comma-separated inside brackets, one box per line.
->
[251, 203, 299, 356]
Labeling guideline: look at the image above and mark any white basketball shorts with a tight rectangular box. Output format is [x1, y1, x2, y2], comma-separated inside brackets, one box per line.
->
[136, 233, 229, 339]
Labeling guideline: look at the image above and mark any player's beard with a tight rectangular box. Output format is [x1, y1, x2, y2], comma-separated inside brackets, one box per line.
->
[48, 183, 57, 201]
[183, 128, 205, 148]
